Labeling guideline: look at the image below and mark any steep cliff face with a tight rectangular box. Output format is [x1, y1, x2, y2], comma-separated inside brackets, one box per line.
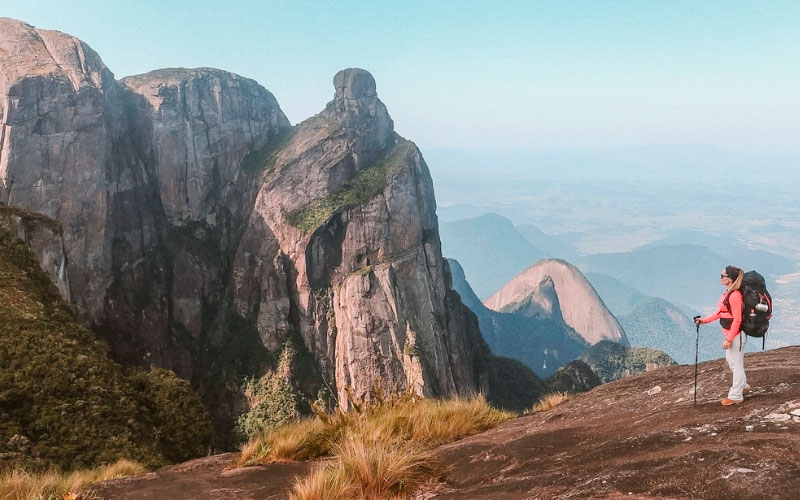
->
[485, 259, 628, 346]
[0, 18, 128, 320]
[1, 18, 524, 444]
[233, 68, 498, 406]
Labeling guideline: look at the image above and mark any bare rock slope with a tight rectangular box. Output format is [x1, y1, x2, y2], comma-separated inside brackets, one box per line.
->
[95, 346, 800, 499]
[485, 259, 628, 346]
[428, 345, 800, 499]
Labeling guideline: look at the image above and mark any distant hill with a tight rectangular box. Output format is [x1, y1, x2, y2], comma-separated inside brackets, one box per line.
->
[579, 244, 729, 311]
[639, 230, 795, 277]
[485, 259, 628, 346]
[448, 259, 588, 377]
[515, 223, 580, 262]
[544, 360, 601, 394]
[578, 340, 676, 383]
[0, 225, 212, 470]
[584, 272, 648, 316]
[618, 297, 722, 364]
[440, 214, 547, 298]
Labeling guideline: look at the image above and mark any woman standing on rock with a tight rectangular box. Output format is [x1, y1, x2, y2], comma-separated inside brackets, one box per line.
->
[695, 266, 749, 406]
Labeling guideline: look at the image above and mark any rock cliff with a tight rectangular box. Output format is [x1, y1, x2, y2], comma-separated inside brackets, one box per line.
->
[485, 258, 628, 346]
[0, 18, 528, 444]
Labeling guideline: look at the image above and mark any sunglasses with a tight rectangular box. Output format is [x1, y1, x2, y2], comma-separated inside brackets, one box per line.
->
[720, 274, 729, 279]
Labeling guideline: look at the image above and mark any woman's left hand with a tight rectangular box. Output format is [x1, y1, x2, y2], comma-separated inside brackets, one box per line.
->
[722, 339, 732, 350]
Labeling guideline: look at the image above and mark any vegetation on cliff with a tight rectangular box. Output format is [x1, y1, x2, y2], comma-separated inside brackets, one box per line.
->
[235, 342, 306, 440]
[285, 137, 413, 233]
[0, 228, 213, 471]
[578, 340, 676, 383]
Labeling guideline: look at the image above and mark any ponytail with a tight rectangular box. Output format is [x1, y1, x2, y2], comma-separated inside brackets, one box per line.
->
[727, 266, 744, 293]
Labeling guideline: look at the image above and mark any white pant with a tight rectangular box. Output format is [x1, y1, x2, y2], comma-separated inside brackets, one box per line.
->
[725, 334, 747, 401]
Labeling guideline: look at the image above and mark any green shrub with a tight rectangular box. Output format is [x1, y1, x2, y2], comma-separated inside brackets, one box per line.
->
[235, 343, 304, 440]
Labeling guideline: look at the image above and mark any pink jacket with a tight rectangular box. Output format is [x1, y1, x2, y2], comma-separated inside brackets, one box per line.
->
[701, 290, 743, 341]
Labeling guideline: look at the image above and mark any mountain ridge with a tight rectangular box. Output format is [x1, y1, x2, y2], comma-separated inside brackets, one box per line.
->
[0, 18, 529, 450]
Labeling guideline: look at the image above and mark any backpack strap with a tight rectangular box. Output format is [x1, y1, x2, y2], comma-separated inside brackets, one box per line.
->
[723, 291, 733, 314]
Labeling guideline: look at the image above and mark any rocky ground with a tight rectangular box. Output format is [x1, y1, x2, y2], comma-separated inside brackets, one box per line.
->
[94, 346, 800, 499]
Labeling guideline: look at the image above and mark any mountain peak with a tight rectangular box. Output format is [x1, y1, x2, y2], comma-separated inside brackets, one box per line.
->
[333, 68, 377, 100]
[485, 259, 627, 345]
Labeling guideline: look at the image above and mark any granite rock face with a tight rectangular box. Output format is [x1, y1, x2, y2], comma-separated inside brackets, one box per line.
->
[485, 259, 628, 346]
[120, 68, 289, 225]
[1, 18, 524, 444]
[232, 67, 498, 406]
[449, 258, 588, 377]
[0, 18, 126, 319]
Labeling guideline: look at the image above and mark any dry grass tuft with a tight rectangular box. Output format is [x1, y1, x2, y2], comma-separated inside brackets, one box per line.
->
[236, 389, 513, 467]
[530, 392, 570, 413]
[291, 434, 442, 500]
[0, 459, 146, 500]
[235, 384, 514, 499]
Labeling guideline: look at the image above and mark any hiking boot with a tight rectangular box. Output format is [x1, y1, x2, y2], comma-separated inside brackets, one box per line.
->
[721, 398, 743, 406]
[743, 385, 751, 394]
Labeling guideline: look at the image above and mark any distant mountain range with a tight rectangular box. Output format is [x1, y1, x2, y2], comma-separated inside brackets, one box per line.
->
[638, 230, 795, 277]
[440, 214, 548, 299]
[440, 213, 579, 298]
[439, 214, 775, 365]
[578, 244, 735, 312]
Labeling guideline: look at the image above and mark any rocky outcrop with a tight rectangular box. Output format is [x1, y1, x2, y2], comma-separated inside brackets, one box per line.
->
[449, 258, 588, 377]
[231, 67, 509, 407]
[544, 359, 601, 394]
[0, 18, 128, 319]
[0, 203, 70, 300]
[485, 258, 628, 346]
[120, 68, 289, 225]
[1, 18, 526, 445]
[425, 345, 800, 499]
[578, 339, 676, 383]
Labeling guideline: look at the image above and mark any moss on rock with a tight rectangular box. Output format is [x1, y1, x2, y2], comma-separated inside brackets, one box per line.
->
[285, 138, 413, 233]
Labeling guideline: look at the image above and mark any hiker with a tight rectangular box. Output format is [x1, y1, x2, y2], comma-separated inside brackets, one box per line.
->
[694, 265, 750, 406]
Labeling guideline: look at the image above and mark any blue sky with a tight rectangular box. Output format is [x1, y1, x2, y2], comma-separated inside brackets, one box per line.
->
[3, 1, 800, 153]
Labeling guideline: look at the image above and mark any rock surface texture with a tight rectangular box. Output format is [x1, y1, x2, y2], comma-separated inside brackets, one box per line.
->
[95, 346, 800, 499]
[485, 258, 628, 346]
[0, 19, 529, 443]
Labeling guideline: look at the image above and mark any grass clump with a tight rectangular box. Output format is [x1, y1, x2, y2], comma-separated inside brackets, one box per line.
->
[291, 435, 440, 500]
[0, 459, 146, 500]
[235, 381, 513, 498]
[530, 392, 570, 413]
[285, 138, 413, 233]
[237, 387, 512, 467]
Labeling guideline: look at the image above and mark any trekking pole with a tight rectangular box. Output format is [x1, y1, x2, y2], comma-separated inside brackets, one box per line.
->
[693, 316, 701, 407]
